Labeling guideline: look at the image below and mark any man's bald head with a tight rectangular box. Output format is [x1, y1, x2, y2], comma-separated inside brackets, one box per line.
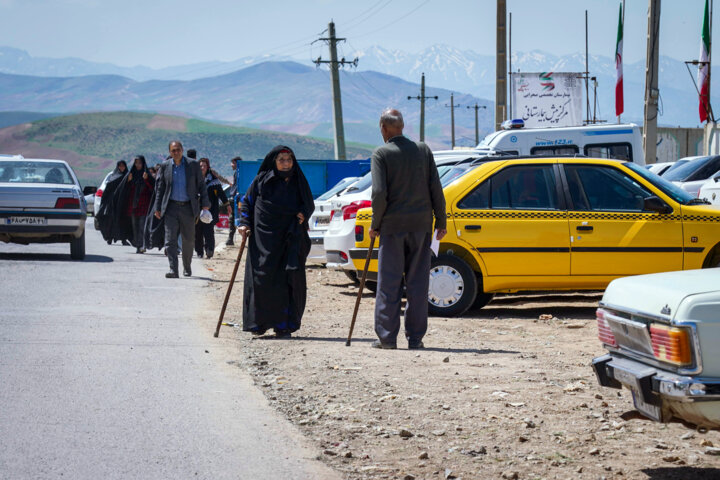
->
[379, 108, 404, 142]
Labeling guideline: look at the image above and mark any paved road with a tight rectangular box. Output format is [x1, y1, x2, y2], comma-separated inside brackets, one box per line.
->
[0, 219, 337, 480]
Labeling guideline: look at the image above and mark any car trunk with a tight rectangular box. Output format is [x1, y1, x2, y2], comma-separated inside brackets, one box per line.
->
[0, 184, 76, 209]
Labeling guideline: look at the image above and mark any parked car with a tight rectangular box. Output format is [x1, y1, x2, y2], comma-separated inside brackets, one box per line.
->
[323, 153, 484, 282]
[351, 156, 720, 316]
[698, 171, 720, 207]
[663, 155, 720, 197]
[659, 158, 690, 177]
[83, 186, 97, 215]
[0, 156, 91, 259]
[645, 161, 676, 176]
[307, 176, 359, 264]
[93, 171, 114, 229]
[592, 269, 720, 428]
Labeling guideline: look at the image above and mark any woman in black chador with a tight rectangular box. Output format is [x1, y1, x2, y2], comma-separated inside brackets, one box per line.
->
[237, 145, 314, 338]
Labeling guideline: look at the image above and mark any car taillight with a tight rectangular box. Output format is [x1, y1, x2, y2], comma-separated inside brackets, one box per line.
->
[596, 308, 617, 347]
[649, 324, 692, 366]
[342, 200, 372, 221]
[355, 225, 364, 242]
[340, 251, 348, 262]
[329, 210, 335, 220]
[95, 189, 103, 197]
[55, 197, 80, 209]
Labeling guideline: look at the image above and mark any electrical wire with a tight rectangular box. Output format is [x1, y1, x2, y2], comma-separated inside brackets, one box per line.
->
[341, 0, 394, 33]
[351, 0, 432, 39]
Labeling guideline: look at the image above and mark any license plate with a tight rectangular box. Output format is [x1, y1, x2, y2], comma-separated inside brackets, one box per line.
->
[315, 217, 330, 226]
[6, 216, 47, 225]
[630, 389, 662, 422]
[607, 314, 654, 356]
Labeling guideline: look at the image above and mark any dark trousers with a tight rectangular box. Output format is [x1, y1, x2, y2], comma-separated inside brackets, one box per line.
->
[130, 214, 146, 248]
[164, 201, 195, 273]
[195, 222, 215, 257]
[227, 210, 235, 244]
[374, 231, 431, 345]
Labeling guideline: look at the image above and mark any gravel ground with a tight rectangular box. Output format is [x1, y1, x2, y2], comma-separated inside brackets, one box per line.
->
[206, 239, 720, 480]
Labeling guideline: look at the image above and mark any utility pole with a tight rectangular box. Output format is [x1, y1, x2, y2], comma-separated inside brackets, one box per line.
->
[407, 72, 438, 142]
[446, 93, 460, 148]
[643, 0, 661, 165]
[467, 104, 488, 145]
[313, 21, 357, 160]
[495, 0, 507, 131]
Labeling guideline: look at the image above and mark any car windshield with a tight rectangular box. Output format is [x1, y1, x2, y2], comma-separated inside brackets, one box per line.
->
[0, 161, 75, 185]
[440, 163, 475, 187]
[343, 171, 372, 194]
[662, 156, 720, 182]
[624, 162, 697, 204]
[660, 159, 689, 176]
[317, 177, 359, 200]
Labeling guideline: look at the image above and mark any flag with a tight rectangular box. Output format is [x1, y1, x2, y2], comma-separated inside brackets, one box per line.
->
[615, 2, 624, 117]
[699, 0, 711, 123]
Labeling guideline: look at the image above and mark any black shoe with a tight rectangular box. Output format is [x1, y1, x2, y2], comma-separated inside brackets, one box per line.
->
[183, 267, 192, 277]
[122, 240, 130, 246]
[196, 251, 203, 258]
[165, 271, 179, 278]
[136, 247, 141, 254]
[371, 340, 397, 350]
[226, 239, 234, 246]
[107, 239, 112, 245]
[205, 250, 213, 259]
[274, 330, 292, 339]
[408, 340, 425, 350]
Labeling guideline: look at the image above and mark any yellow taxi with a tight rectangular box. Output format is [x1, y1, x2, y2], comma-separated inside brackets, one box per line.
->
[351, 157, 720, 316]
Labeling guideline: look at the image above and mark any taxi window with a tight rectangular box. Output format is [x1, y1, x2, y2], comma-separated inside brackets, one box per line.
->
[458, 165, 559, 210]
[564, 165, 653, 211]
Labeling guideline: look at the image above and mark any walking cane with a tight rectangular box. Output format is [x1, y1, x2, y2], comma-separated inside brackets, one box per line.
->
[346, 235, 376, 346]
[214, 232, 248, 338]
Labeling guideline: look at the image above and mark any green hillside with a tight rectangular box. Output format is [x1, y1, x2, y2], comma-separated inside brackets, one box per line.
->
[16, 111, 373, 184]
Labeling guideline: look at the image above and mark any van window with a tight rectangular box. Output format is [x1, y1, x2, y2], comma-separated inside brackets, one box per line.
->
[530, 145, 579, 156]
[458, 165, 560, 210]
[564, 165, 653, 211]
[584, 143, 632, 161]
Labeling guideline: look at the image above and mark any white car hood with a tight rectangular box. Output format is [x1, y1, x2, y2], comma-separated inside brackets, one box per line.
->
[602, 269, 720, 321]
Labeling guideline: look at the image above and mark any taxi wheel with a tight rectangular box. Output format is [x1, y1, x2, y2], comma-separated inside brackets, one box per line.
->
[428, 255, 477, 317]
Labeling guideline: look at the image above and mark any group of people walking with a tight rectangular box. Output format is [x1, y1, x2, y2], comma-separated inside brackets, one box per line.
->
[97, 107, 441, 350]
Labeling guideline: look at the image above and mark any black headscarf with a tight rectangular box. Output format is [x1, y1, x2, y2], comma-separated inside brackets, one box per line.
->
[128, 155, 153, 208]
[106, 160, 127, 184]
[256, 145, 314, 222]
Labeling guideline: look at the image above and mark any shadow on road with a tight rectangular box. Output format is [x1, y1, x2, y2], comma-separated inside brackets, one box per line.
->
[641, 467, 720, 479]
[0, 252, 113, 263]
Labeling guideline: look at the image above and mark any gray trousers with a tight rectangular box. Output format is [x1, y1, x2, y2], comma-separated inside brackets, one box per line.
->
[374, 231, 431, 345]
[164, 201, 195, 273]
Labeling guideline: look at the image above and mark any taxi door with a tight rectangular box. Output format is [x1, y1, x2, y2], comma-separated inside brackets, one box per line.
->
[451, 162, 570, 276]
[561, 162, 683, 275]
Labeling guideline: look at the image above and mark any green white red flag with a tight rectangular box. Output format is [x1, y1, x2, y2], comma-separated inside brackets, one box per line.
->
[699, 0, 711, 122]
[615, 1, 624, 117]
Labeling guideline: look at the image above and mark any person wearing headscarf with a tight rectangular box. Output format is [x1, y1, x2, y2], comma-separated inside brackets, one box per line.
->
[96, 160, 128, 244]
[195, 157, 231, 259]
[236, 145, 314, 338]
[119, 155, 155, 253]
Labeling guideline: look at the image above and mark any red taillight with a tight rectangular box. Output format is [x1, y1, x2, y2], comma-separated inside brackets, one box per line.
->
[596, 308, 617, 347]
[54, 197, 80, 209]
[95, 189, 103, 197]
[340, 251, 348, 261]
[329, 210, 335, 220]
[650, 324, 692, 366]
[342, 200, 372, 221]
[355, 225, 364, 242]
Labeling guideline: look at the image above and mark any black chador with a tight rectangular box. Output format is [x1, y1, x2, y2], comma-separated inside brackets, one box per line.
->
[95, 160, 127, 243]
[238, 146, 314, 336]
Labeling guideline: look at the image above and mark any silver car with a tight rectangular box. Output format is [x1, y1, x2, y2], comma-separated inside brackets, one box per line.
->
[0, 156, 89, 260]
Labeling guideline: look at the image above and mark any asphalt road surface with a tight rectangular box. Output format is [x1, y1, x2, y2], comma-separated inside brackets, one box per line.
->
[0, 219, 337, 480]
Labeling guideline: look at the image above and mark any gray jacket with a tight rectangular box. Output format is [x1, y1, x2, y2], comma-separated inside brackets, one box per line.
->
[154, 157, 210, 219]
[370, 136, 446, 234]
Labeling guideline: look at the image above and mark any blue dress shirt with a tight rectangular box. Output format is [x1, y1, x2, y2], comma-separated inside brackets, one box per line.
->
[170, 158, 190, 202]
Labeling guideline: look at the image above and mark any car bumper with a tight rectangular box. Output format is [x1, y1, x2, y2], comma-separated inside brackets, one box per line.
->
[592, 354, 720, 425]
[307, 234, 326, 263]
[0, 212, 85, 242]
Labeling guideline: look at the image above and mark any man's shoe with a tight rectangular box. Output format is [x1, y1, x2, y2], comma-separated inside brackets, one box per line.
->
[371, 340, 397, 350]
[205, 250, 213, 259]
[275, 330, 292, 339]
[408, 340, 425, 350]
[165, 271, 179, 278]
[183, 267, 192, 277]
[226, 238, 234, 246]
[196, 252, 203, 258]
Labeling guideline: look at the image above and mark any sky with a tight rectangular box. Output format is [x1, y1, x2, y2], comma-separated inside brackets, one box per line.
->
[0, 0, 716, 68]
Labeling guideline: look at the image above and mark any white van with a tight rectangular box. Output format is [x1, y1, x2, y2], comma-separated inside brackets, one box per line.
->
[475, 122, 645, 165]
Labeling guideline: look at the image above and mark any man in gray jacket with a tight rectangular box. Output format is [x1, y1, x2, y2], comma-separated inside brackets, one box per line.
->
[369, 109, 446, 349]
[154, 141, 210, 278]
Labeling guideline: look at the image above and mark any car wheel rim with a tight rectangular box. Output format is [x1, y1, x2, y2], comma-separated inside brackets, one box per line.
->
[428, 265, 465, 308]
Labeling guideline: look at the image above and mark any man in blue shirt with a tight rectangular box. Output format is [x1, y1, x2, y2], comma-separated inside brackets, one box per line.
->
[154, 141, 210, 278]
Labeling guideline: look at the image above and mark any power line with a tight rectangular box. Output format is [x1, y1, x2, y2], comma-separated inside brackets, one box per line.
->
[342, 0, 394, 33]
[352, 0, 432, 39]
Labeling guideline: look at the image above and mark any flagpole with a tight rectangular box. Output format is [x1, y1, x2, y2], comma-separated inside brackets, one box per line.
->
[618, 0, 625, 124]
[710, 0, 715, 122]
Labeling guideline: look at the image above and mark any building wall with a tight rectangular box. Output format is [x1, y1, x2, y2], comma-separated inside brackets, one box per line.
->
[654, 127, 704, 163]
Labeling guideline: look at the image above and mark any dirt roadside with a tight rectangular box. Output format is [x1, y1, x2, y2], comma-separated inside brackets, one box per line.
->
[205, 240, 720, 480]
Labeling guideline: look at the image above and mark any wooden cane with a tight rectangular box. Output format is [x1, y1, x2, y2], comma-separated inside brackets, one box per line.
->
[346, 235, 377, 346]
[214, 232, 248, 338]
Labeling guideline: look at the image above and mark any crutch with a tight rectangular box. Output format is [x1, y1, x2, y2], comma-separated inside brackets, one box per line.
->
[214, 232, 248, 338]
[346, 236, 377, 346]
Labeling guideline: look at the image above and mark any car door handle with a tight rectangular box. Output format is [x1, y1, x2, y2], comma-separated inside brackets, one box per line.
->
[464, 225, 482, 231]
[576, 225, 593, 232]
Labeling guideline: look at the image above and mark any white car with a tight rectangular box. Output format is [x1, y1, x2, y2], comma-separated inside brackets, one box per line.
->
[592, 269, 720, 428]
[663, 155, 720, 197]
[322, 153, 485, 282]
[93, 171, 114, 229]
[645, 161, 676, 176]
[307, 176, 359, 264]
[698, 171, 720, 206]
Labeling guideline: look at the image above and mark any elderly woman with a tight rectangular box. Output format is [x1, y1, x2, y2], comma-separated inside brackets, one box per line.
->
[236, 145, 314, 338]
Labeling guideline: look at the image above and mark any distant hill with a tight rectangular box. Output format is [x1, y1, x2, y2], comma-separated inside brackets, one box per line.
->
[0, 111, 62, 129]
[0, 112, 373, 186]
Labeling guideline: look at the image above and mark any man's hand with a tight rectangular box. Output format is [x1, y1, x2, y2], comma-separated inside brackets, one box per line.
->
[237, 225, 251, 238]
[369, 229, 379, 239]
[436, 229, 447, 241]
[297, 212, 305, 224]
[154, 210, 161, 219]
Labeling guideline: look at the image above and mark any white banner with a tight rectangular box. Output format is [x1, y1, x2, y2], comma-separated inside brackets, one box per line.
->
[511, 72, 584, 127]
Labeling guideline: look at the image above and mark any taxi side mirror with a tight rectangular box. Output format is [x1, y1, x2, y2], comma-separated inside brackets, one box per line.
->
[643, 196, 672, 214]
